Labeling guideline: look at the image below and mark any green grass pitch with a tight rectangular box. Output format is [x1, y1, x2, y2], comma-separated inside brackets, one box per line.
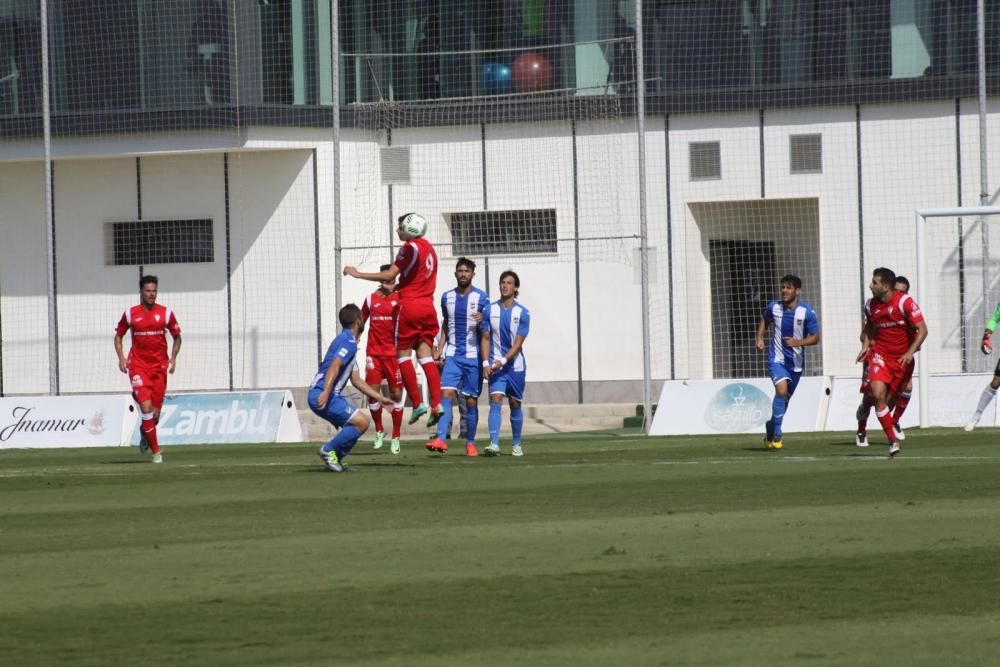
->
[2, 428, 1000, 666]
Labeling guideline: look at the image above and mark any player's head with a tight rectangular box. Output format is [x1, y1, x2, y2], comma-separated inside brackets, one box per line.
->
[870, 267, 896, 300]
[894, 275, 910, 294]
[499, 270, 520, 299]
[139, 275, 158, 306]
[378, 264, 396, 292]
[339, 303, 363, 333]
[780, 274, 802, 305]
[396, 212, 428, 240]
[455, 257, 476, 288]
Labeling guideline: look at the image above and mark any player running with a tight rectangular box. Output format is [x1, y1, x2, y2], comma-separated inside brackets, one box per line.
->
[310, 304, 395, 472]
[426, 258, 490, 456]
[343, 213, 444, 438]
[856, 275, 917, 446]
[482, 271, 531, 457]
[360, 266, 405, 454]
[113, 275, 182, 464]
[856, 267, 927, 457]
[755, 274, 821, 451]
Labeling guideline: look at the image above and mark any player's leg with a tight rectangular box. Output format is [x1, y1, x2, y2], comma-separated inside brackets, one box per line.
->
[891, 375, 913, 440]
[507, 371, 526, 456]
[386, 362, 405, 453]
[395, 303, 427, 420]
[856, 364, 874, 446]
[966, 366, 1000, 431]
[464, 394, 479, 449]
[765, 363, 790, 450]
[132, 370, 162, 462]
[457, 394, 469, 440]
[365, 358, 386, 449]
[485, 391, 505, 455]
[425, 362, 457, 452]
[415, 337, 443, 426]
[313, 395, 367, 472]
[870, 379, 901, 456]
[459, 360, 482, 453]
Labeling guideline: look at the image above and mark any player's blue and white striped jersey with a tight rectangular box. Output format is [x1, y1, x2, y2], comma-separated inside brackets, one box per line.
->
[310, 329, 359, 395]
[441, 287, 490, 359]
[762, 300, 819, 372]
[485, 300, 531, 372]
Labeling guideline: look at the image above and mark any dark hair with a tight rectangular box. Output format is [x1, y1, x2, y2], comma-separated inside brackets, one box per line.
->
[894, 275, 910, 292]
[780, 274, 802, 289]
[339, 303, 362, 329]
[873, 267, 896, 286]
[379, 264, 392, 273]
[397, 212, 413, 225]
[499, 270, 520, 297]
[455, 257, 476, 272]
[140, 275, 158, 289]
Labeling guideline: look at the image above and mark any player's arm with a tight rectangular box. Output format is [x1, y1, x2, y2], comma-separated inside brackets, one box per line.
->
[169, 334, 182, 374]
[981, 303, 1000, 354]
[315, 357, 343, 410]
[480, 326, 493, 379]
[785, 311, 820, 348]
[343, 264, 401, 283]
[350, 368, 394, 406]
[434, 297, 449, 362]
[899, 320, 928, 366]
[114, 333, 128, 373]
[754, 316, 768, 351]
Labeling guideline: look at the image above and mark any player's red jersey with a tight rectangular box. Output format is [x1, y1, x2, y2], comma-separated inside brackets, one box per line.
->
[361, 289, 399, 357]
[865, 292, 923, 358]
[115, 304, 181, 370]
[393, 239, 438, 300]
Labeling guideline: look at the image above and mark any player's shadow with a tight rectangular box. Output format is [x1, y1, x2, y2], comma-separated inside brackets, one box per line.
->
[102, 460, 151, 465]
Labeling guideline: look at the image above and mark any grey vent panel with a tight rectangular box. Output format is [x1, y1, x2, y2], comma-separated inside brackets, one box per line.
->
[380, 146, 411, 184]
[689, 141, 721, 180]
[790, 134, 822, 174]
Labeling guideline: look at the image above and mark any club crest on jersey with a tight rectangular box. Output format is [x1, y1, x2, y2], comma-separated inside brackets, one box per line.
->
[131, 374, 143, 387]
[155, 314, 161, 322]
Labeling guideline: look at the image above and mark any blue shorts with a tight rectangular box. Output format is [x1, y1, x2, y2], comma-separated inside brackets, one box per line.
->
[488, 366, 526, 401]
[308, 387, 358, 429]
[767, 362, 801, 395]
[441, 356, 483, 397]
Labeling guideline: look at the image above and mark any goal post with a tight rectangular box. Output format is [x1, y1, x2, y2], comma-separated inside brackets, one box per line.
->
[915, 206, 1000, 427]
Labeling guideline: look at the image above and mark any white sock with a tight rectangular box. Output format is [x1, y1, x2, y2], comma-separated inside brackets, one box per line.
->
[974, 386, 998, 417]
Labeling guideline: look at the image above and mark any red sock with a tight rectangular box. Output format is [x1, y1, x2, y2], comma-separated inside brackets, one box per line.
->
[391, 405, 403, 438]
[876, 406, 896, 443]
[398, 358, 423, 409]
[419, 357, 442, 409]
[141, 414, 160, 454]
[892, 392, 911, 423]
[369, 404, 383, 433]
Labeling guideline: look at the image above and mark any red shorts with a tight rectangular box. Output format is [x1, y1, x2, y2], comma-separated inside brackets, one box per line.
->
[365, 354, 403, 389]
[866, 350, 910, 398]
[129, 366, 168, 409]
[394, 298, 439, 351]
[898, 361, 915, 394]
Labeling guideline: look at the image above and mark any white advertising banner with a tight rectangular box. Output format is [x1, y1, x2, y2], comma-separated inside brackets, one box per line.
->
[129, 390, 303, 446]
[0, 395, 135, 449]
[648, 377, 830, 436]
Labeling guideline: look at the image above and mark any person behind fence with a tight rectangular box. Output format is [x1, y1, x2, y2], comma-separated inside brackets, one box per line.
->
[310, 304, 394, 473]
[965, 300, 1000, 431]
[114, 275, 182, 465]
[482, 270, 531, 457]
[426, 257, 490, 457]
[755, 274, 820, 452]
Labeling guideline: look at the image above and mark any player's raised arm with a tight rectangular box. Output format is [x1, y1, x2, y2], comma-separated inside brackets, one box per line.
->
[343, 264, 400, 283]
[981, 302, 1000, 354]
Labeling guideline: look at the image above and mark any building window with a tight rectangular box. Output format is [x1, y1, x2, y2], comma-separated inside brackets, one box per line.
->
[790, 134, 822, 174]
[106, 219, 214, 265]
[447, 209, 557, 255]
[690, 141, 721, 180]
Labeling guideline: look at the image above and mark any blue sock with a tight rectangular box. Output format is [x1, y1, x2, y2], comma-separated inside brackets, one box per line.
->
[765, 419, 774, 441]
[510, 406, 523, 445]
[488, 402, 502, 443]
[325, 424, 362, 460]
[436, 396, 453, 440]
[770, 396, 787, 441]
[466, 402, 478, 442]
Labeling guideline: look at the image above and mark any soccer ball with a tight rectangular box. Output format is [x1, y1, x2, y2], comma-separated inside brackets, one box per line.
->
[400, 213, 428, 238]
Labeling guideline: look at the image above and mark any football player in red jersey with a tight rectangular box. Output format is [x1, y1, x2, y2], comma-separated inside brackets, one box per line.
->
[360, 265, 405, 454]
[855, 267, 927, 457]
[114, 275, 182, 463]
[343, 213, 445, 445]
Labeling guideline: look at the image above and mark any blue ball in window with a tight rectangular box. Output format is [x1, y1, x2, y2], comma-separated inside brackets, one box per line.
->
[481, 62, 512, 94]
